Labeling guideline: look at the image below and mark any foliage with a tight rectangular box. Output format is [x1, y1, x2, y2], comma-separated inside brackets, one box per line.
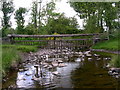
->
[31, 1, 38, 29]
[14, 7, 27, 34]
[29, 1, 61, 34]
[84, 16, 102, 33]
[46, 14, 80, 34]
[1, 0, 14, 37]
[70, 2, 119, 34]
[2, 44, 38, 77]
[2, 47, 20, 76]
[1, 0, 14, 28]
[1, 27, 15, 37]
[24, 24, 37, 35]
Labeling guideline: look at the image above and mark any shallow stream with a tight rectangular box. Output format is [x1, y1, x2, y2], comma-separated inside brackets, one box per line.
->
[2, 49, 120, 89]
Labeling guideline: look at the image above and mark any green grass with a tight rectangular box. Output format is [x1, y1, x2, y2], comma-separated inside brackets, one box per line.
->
[92, 38, 120, 67]
[16, 45, 37, 52]
[2, 45, 38, 52]
[2, 47, 20, 77]
[1, 44, 38, 78]
[92, 39, 119, 51]
[110, 55, 120, 68]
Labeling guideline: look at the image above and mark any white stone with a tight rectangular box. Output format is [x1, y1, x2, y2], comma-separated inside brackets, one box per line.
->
[59, 63, 66, 67]
[52, 71, 59, 75]
[52, 62, 58, 67]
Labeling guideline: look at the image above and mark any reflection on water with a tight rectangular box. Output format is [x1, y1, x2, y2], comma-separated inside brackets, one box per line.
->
[2, 50, 120, 89]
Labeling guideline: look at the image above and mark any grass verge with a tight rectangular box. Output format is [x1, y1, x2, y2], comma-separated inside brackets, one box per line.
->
[92, 39, 119, 51]
[2, 44, 38, 77]
[2, 47, 20, 77]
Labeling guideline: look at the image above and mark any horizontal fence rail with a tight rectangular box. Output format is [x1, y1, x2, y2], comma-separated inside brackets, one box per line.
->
[7, 33, 103, 38]
[7, 33, 108, 49]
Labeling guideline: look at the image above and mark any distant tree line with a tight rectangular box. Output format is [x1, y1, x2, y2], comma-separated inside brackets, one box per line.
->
[0, 0, 80, 37]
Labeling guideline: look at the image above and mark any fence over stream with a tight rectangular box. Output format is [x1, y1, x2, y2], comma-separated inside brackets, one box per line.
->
[7, 33, 108, 50]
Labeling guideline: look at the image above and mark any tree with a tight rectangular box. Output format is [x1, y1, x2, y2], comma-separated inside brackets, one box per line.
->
[31, 0, 38, 29]
[1, 0, 14, 28]
[70, 2, 118, 34]
[1, 0, 14, 37]
[40, 2, 60, 34]
[46, 14, 79, 34]
[14, 7, 27, 34]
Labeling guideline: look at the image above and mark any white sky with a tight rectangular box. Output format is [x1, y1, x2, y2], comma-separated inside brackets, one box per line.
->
[1, 0, 84, 29]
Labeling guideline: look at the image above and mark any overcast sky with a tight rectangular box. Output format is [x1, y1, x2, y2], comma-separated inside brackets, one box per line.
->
[1, 0, 84, 29]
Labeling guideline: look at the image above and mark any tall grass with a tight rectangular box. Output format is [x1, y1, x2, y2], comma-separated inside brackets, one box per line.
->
[2, 47, 20, 76]
[2, 45, 38, 77]
[0, 44, 2, 84]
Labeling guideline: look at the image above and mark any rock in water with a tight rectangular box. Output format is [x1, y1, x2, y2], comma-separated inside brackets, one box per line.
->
[52, 62, 58, 67]
[59, 63, 66, 67]
[88, 58, 92, 61]
[52, 71, 59, 76]
[57, 60, 63, 63]
[75, 58, 82, 62]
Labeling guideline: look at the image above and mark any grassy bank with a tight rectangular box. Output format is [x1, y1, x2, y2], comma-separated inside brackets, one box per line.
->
[110, 55, 120, 68]
[92, 39, 120, 67]
[2, 47, 20, 76]
[1, 45, 38, 77]
[92, 39, 119, 51]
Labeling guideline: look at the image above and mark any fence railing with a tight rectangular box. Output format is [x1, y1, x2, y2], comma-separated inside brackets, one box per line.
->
[6, 33, 108, 49]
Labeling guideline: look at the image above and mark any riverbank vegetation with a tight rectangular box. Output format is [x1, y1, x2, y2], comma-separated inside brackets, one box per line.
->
[110, 55, 120, 68]
[1, 45, 38, 77]
[91, 31, 120, 67]
[2, 47, 20, 77]
[92, 39, 119, 51]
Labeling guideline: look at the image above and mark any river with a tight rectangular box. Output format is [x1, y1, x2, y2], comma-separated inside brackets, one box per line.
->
[2, 49, 120, 89]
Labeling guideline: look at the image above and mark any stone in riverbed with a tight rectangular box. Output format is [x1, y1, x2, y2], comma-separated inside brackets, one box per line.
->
[94, 54, 100, 57]
[109, 68, 120, 73]
[96, 58, 101, 60]
[19, 69, 24, 72]
[58, 63, 66, 67]
[52, 71, 59, 76]
[43, 65, 48, 68]
[57, 60, 63, 63]
[88, 58, 92, 61]
[52, 62, 58, 67]
[47, 65, 53, 69]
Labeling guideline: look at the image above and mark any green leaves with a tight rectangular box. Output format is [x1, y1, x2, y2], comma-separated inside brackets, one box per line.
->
[1, 0, 14, 29]
[46, 15, 79, 34]
[70, 2, 119, 34]
[14, 7, 27, 34]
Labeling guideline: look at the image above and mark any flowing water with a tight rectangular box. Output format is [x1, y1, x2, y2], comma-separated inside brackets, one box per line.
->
[2, 49, 120, 89]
